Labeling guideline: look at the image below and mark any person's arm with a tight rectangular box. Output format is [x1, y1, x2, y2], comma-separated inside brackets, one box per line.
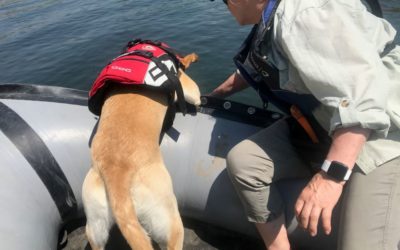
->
[326, 127, 370, 170]
[295, 126, 370, 237]
[208, 71, 249, 98]
[277, 2, 393, 238]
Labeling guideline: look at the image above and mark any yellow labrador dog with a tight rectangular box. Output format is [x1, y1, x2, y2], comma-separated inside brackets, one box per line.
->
[82, 47, 200, 250]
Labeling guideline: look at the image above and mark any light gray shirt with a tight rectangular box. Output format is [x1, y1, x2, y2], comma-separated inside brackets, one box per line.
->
[268, 0, 400, 174]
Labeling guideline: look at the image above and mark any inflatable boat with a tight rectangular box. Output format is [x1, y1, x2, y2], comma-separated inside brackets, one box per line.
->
[0, 83, 344, 250]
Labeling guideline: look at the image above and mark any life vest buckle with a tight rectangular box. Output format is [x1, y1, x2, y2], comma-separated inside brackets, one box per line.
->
[261, 71, 269, 77]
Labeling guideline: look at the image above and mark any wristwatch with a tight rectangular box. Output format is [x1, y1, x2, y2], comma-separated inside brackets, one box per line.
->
[321, 160, 352, 181]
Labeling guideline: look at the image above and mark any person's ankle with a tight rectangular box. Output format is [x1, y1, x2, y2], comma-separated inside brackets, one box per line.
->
[267, 241, 290, 250]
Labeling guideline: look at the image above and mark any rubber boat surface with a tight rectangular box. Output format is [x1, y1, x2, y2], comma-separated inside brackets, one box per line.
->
[0, 0, 385, 248]
[0, 83, 340, 250]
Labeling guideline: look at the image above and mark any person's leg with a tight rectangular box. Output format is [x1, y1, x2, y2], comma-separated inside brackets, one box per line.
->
[338, 157, 400, 250]
[226, 119, 312, 249]
[255, 213, 291, 250]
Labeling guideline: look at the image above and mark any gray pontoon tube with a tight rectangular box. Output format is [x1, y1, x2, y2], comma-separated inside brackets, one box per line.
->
[0, 84, 339, 250]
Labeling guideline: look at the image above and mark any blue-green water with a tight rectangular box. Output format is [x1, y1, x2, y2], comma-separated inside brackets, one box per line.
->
[0, 0, 399, 106]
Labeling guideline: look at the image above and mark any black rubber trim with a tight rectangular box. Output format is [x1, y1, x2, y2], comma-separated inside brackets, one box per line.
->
[197, 96, 283, 127]
[0, 101, 78, 222]
[0, 83, 87, 106]
[0, 83, 282, 127]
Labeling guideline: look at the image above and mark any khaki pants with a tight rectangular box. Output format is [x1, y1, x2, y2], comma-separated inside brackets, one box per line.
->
[226, 119, 400, 250]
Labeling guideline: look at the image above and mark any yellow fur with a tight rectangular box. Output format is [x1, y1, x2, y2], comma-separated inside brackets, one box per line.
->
[82, 54, 201, 250]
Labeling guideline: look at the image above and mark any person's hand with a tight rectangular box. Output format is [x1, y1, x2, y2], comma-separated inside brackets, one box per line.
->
[294, 171, 344, 237]
[205, 90, 222, 98]
[207, 72, 249, 99]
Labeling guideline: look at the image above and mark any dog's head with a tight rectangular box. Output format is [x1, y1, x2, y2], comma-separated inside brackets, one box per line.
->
[176, 53, 201, 106]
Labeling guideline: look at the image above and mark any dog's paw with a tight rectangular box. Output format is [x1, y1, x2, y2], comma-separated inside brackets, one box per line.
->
[186, 53, 199, 63]
[180, 53, 199, 69]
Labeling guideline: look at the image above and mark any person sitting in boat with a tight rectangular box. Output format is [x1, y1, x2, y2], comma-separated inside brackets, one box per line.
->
[209, 0, 400, 249]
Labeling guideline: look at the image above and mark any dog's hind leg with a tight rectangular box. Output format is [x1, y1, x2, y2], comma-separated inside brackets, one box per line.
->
[166, 203, 184, 250]
[102, 165, 154, 250]
[133, 164, 184, 250]
[82, 168, 113, 250]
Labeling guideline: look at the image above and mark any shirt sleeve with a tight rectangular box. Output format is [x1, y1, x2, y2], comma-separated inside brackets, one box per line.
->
[279, 2, 392, 138]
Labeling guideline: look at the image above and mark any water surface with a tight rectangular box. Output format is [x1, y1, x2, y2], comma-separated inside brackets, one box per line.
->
[0, 0, 399, 106]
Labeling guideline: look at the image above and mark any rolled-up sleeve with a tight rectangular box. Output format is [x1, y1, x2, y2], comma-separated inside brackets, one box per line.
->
[279, 2, 394, 137]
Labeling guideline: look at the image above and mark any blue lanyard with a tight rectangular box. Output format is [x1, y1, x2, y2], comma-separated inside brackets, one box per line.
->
[262, 0, 277, 26]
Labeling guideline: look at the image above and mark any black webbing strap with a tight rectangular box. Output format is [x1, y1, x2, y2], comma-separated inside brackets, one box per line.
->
[119, 48, 187, 116]
[0, 101, 78, 222]
[150, 56, 187, 115]
[118, 40, 188, 132]
[121, 40, 187, 116]
[233, 25, 291, 114]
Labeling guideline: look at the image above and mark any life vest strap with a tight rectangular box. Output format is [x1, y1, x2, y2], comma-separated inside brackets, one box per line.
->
[149, 56, 187, 115]
[123, 40, 186, 113]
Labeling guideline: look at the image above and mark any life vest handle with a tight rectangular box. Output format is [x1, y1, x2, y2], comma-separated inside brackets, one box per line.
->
[112, 50, 154, 62]
[125, 39, 184, 70]
[290, 105, 319, 144]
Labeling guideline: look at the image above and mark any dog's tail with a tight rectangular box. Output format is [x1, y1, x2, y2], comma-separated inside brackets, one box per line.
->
[103, 167, 153, 250]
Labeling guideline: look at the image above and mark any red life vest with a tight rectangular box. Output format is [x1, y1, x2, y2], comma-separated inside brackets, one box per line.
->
[88, 39, 186, 117]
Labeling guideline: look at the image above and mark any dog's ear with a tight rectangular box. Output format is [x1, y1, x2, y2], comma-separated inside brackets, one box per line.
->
[177, 69, 201, 106]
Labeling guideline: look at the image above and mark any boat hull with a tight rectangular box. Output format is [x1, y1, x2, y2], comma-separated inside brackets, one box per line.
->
[0, 84, 339, 249]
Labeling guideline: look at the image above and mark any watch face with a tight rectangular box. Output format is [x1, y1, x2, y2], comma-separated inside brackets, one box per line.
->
[326, 161, 349, 181]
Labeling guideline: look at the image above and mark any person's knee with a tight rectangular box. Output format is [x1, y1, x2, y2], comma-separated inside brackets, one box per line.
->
[226, 140, 274, 186]
[226, 142, 247, 177]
